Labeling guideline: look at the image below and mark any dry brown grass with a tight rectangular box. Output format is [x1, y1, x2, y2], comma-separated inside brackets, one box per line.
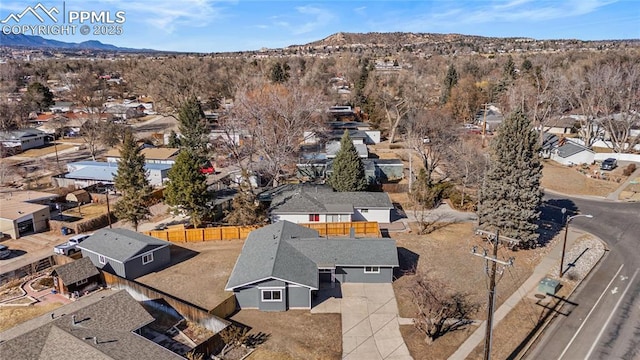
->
[0, 303, 63, 332]
[231, 310, 341, 360]
[401, 324, 478, 360]
[62, 203, 108, 218]
[541, 160, 621, 196]
[19, 144, 75, 158]
[136, 240, 244, 310]
[392, 222, 562, 359]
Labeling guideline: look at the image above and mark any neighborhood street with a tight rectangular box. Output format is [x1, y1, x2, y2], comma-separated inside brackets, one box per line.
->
[528, 194, 640, 360]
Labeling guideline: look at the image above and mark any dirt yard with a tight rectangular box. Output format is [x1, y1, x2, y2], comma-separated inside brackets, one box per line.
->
[18, 144, 75, 158]
[391, 222, 564, 359]
[230, 310, 342, 360]
[541, 160, 622, 196]
[135, 240, 244, 310]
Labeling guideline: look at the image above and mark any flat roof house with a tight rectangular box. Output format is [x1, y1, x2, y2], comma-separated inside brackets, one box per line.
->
[0, 199, 50, 239]
[225, 221, 399, 311]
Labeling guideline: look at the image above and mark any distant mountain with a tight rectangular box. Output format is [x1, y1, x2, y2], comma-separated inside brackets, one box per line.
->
[0, 33, 156, 52]
[297, 32, 489, 47]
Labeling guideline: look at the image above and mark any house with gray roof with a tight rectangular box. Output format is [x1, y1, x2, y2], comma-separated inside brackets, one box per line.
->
[77, 229, 171, 279]
[51, 257, 102, 296]
[225, 221, 399, 311]
[0, 289, 184, 359]
[269, 184, 394, 223]
[541, 133, 595, 166]
[0, 128, 47, 151]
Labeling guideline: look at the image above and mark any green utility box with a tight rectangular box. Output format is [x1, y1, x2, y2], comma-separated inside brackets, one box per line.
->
[538, 277, 560, 295]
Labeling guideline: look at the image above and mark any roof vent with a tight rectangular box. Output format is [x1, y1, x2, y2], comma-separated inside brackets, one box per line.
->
[71, 315, 77, 325]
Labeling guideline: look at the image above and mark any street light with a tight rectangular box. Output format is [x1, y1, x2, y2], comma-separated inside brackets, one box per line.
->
[559, 214, 593, 278]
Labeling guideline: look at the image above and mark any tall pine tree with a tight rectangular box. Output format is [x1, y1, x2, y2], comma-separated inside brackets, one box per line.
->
[477, 110, 542, 246]
[113, 130, 153, 231]
[178, 97, 208, 157]
[164, 149, 214, 228]
[327, 130, 368, 192]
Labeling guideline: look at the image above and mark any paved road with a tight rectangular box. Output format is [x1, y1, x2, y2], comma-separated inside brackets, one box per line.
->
[528, 194, 640, 360]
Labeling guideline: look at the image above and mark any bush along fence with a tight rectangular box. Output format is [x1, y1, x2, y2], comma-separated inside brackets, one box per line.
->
[143, 222, 381, 243]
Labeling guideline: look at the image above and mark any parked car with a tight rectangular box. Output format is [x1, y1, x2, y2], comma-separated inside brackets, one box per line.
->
[199, 161, 215, 174]
[600, 158, 617, 171]
[53, 234, 91, 256]
[0, 244, 11, 259]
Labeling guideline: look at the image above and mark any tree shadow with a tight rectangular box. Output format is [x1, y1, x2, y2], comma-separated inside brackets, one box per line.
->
[391, 202, 407, 221]
[394, 247, 420, 280]
[537, 198, 579, 247]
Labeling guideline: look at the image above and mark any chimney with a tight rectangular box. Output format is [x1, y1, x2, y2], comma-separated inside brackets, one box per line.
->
[93, 337, 98, 345]
[71, 315, 77, 325]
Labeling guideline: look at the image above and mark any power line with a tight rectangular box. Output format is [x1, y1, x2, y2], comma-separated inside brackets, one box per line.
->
[472, 229, 514, 360]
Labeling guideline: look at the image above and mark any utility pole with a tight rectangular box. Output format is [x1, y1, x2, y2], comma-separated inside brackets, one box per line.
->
[481, 103, 488, 148]
[105, 188, 112, 229]
[471, 230, 514, 360]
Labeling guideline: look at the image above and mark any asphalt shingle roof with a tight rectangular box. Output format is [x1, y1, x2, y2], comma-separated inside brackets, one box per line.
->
[78, 228, 170, 262]
[270, 185, 393, 214]
[0, 290, 183, 360]
[51, 257, 100, 286]
[225, 221, 399, 291]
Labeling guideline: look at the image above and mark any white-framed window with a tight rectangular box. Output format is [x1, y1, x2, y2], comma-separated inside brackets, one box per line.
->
[76, 278, 88, 286]
[364, 266, 380, 274]
[261, 289, 282, 302]
[98, 255, 106, 265]
[142, 252, 154, 265]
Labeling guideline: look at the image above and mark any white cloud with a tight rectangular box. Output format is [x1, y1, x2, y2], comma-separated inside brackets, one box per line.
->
[104, 0, 228, 34]
[354, 6, 367, 16]
[291, 5, 336, 35]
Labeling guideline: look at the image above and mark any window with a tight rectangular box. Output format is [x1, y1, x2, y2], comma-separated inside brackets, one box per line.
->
[361, 209, 369, 213]
[261, 290, 282, 302]
[98, 255, 106, 264]
[308, 214, 320, 222]
[76, 278, 88, 286]
[364, 266, 380, 274]
[142, 253, 154, 265]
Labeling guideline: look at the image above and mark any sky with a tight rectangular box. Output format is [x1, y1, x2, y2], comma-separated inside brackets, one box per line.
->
[1, 0, 639, 52]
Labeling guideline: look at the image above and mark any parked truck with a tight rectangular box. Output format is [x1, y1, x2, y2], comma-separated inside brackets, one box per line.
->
[53, 234, 91, 256]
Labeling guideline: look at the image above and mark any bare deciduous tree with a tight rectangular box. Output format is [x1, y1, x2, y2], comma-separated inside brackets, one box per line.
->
[409, 271, 479, 344]
[234, 81, 328, 187]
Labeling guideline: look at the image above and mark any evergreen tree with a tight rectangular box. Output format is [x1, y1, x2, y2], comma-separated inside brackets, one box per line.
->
[224, 172, 266, 226]
[164, 149, 214, 228]
[25, 82, 54, 112]
[269, 62, 290, 83]
[327, 130, 368, 192]
[178, 98, 208, 157]
[441, 64, 459, 104]
[168, 130, 181, 148]
[477, 110, 542, 246]
[113, 130, 153, 231]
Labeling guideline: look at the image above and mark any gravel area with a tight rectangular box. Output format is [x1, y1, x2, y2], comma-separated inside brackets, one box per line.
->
[551, 234, 606, 282]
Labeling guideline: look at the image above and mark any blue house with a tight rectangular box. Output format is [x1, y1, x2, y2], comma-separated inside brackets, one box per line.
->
[225, 221, 399, 311]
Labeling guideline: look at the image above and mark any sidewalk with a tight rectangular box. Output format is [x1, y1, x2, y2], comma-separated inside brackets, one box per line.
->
[606, 166, 640, 201]
[448, 228, 602, 360]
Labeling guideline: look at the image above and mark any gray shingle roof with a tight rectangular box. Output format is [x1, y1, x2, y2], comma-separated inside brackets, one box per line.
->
[0, 290, 183, 359]
[51, 257, 100, 286]
[78, 229, 170, 262]
[225, 221, 399, 291]
[556, 141, 593, 158]
[270, 186, 393, 214]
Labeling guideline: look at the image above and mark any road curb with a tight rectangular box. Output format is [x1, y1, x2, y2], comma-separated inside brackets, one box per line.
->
[516, 234, 609, 360]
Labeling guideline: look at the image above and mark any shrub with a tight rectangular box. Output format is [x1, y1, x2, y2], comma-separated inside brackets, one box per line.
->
[448, 188, 477, 211]
[623, 163, 637, 177]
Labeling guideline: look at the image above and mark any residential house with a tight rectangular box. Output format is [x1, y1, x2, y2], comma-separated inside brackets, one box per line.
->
[0, 290, 184, 359]
[541, 133, 595, 166]
[0, 128, 47, 152]
[296, 158, 404, 184]
[50, 257, 102, 296]
[106, 147, 180, 165]
[225, 221, 399, 311]
[542, 116, 578, 136]
[50, 101, 73, 113]
[78, 229, 172, 280]
[269, 184, 394, 223]
[54, 161, 171, 188]
[0, 200, 50, 239]
[475, 105, 504, 131]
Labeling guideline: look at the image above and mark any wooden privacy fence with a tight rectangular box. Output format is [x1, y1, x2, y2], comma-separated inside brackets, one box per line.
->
[143, 222, 381, 243]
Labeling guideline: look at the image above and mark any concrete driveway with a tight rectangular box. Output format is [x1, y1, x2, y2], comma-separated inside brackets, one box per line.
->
[313, 283, 412, 360]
